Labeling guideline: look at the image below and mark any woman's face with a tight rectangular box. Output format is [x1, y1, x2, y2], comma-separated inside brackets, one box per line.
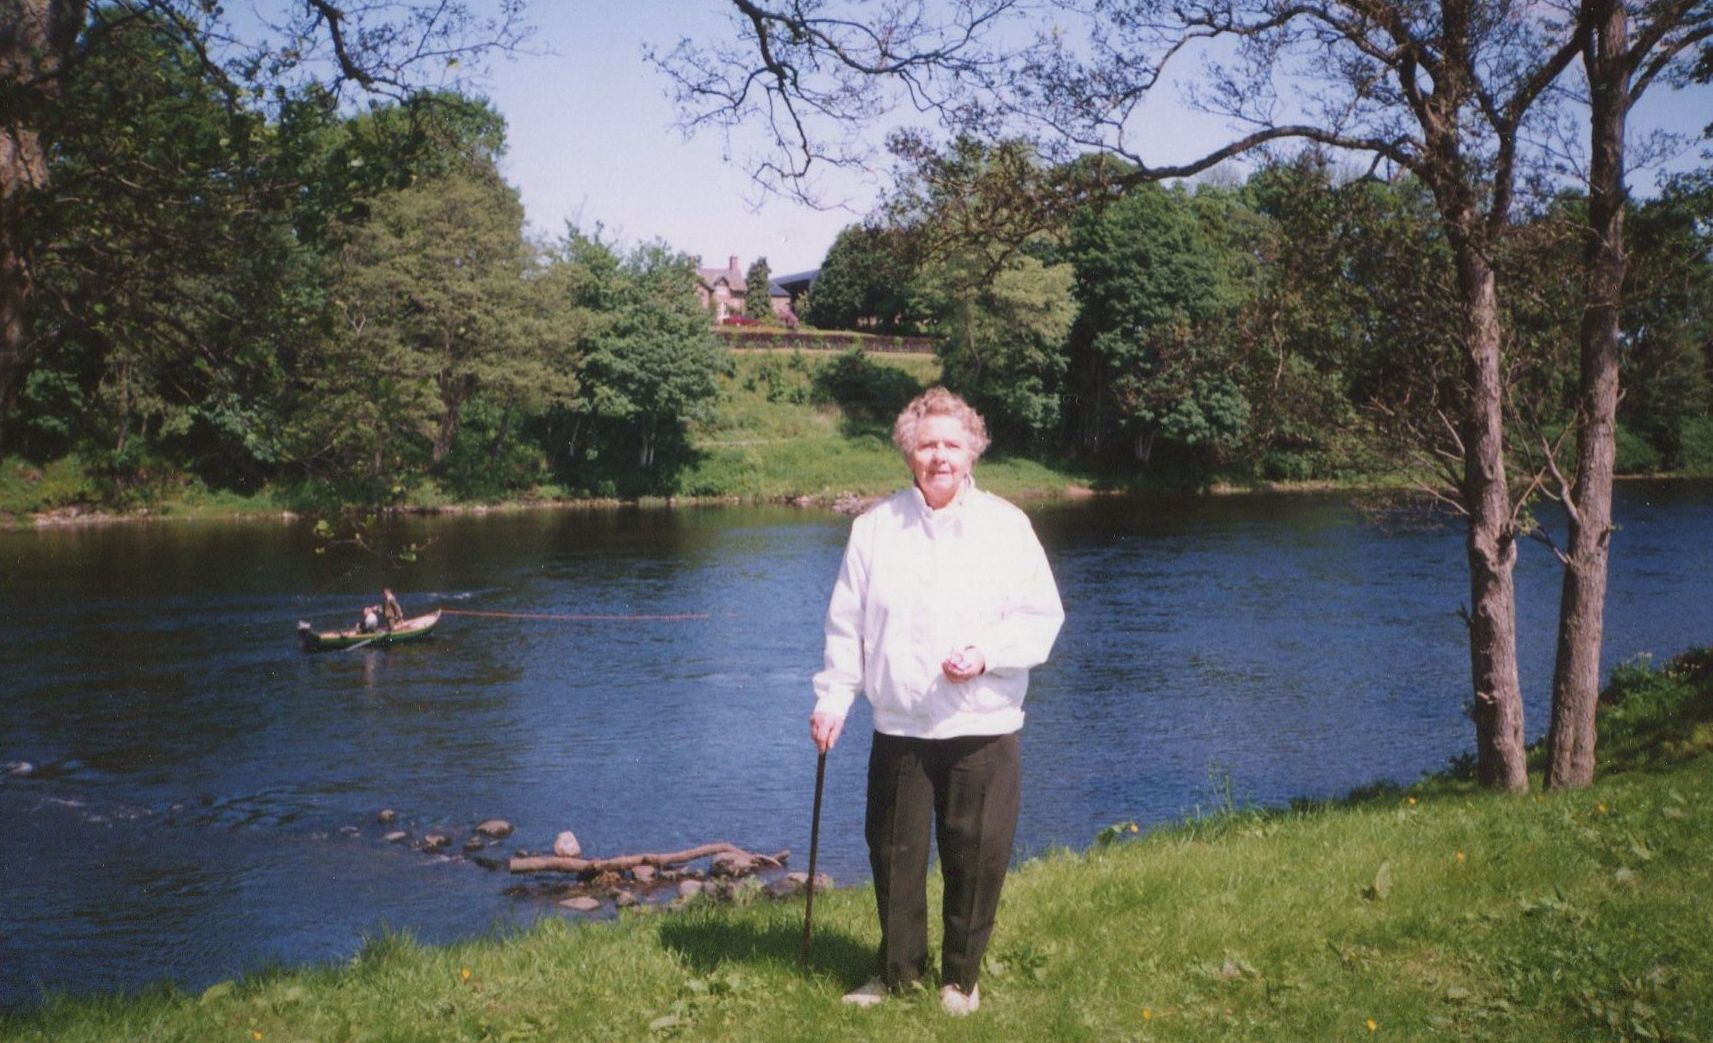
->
[908, 413, 975, 509]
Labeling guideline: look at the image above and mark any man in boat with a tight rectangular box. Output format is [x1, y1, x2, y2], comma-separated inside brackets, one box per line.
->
[359, 604, 383, 633]
[382, 589, 404, 631]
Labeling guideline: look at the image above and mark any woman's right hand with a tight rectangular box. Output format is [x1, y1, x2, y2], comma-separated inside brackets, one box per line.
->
[810, 711, 844, 754]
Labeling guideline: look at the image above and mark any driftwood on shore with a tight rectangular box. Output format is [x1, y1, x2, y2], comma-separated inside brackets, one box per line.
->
[508, 842, 788, 876]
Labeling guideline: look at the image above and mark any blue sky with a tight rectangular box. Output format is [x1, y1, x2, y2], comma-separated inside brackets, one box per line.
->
[476, 3, 1713, 278]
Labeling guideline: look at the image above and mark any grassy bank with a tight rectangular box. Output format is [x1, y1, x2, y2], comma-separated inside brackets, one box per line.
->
[8, 346, 1710, 524]
[7, 650, 1712, 1041]
[678, 349, 1090, 503]
[0, 350, 1092, 524]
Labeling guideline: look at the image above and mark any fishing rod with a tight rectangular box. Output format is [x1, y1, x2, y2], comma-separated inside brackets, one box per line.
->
[440, 609, 709, 622]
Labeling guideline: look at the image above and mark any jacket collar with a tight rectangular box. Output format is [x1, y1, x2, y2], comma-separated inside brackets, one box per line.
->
[908, 475, 976, 522]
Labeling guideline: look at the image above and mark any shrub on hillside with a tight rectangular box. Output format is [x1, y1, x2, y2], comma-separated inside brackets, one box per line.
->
[812, 349, 924, 425]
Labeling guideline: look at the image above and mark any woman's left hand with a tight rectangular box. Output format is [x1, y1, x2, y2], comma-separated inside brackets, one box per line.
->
[942, 645, 986, 683]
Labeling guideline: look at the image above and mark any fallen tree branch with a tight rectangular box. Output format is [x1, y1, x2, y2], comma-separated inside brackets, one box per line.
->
[509, 842, 788, 875]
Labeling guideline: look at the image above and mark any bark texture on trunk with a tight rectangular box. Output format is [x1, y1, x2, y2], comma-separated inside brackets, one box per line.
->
[1546, 0, 1628, 791]
[0, 0, 87, 452]
[1457, 237, 1530, 792]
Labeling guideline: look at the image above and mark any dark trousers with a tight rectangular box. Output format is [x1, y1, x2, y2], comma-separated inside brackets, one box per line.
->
[865, 730, 1021, 993]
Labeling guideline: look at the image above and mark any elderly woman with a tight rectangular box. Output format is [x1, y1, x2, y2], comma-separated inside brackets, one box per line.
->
[810, 387, 1064, 1017]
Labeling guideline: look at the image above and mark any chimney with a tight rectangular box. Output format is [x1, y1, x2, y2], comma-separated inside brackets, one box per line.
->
[729, 255, 740, 272]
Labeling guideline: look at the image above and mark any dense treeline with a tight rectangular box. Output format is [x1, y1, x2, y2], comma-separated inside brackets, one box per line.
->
[6, 12, 1711, 510]
[807, 141, 1713, 485]
[5, 7, 727, 508]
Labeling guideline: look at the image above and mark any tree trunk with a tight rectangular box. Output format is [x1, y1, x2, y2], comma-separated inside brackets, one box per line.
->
[1545, 0, 1627, 791]
[1456, 236, 1530, 791]
[432, 372, 473, 465]
[0, 0, 87, 453]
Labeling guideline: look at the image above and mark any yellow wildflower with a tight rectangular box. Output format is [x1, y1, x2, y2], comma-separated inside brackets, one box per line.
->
[1142, 1008, 1153, 1020]
[1367, 1017, 1378, 1032]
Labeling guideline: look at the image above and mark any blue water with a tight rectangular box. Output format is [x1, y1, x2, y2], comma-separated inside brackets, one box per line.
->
[2, 481, 1710, 1008]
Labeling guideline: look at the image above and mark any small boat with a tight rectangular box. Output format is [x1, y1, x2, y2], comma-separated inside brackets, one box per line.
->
[298, 609, 442, 652]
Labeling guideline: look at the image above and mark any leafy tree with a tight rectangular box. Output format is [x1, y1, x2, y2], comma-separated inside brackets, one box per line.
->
[1069, 183, 1246, 467]
[545, 231, 728, 490]
[744, 256, 774, 320]
[17, 5, 316, 491]
[882, 136, 1088, 447]
[925, 252, 1076, 450]
[1543, 0, 1713, 791]
[294, 168, 550, 502]
[0, 0, 529, 454]
[1225, 159, 1450, 481]
[1621, 174, 1713, 468]
[802, 223, 922, 332]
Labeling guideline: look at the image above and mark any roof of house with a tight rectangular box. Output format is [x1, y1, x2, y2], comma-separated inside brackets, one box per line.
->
[771, 268, 819, 293]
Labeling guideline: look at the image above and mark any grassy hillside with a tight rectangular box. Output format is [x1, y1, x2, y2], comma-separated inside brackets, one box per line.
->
[7, 650, 1712, 1041]
[678, 349, 1089, 502]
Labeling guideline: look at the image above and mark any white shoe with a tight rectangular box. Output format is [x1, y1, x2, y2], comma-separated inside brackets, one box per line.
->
[841, 977, 889, 1007]
[940, 983, 980, 1016]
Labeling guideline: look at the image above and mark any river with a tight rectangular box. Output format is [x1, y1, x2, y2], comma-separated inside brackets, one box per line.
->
[2, 480, 1710, 1008]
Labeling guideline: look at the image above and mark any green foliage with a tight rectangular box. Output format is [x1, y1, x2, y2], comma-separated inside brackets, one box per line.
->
[1613, 422, 1664, 474]
[287, 167, 551, 505]
[1233, 158, 1458, 483]
[743, 257, 774, 320]
[0, 457, 99, 516]
[1069, 182, 1249, 466]
[541, 231, 730, 495]
[811, 349, 925, 429]
[801, 223, 923, 333]
[1620, 173, 1713, 470]
[1592, 651, 1713, 769]
[1678, 418, 1713, 476]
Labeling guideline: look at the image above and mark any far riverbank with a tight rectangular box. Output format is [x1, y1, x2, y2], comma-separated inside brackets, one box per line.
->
[6, 349, 1708, 527]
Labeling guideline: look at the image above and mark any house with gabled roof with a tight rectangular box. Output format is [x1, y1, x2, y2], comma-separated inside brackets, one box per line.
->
[695, 255, 802, 325]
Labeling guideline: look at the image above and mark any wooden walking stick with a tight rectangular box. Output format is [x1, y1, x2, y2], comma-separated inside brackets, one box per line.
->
[799, 749, 827, 969]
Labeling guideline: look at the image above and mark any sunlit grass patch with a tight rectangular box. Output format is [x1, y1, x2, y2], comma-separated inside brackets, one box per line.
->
[683, 350, 1090, 502]
[0, 456, 99, 516]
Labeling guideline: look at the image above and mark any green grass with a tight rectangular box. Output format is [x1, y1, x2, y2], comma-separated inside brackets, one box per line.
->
[0, 456, 100, 517]
[679, 349, 1092, 502]
[8, 651, 1713, 1041]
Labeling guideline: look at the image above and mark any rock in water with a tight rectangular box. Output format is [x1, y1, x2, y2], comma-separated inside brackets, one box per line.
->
[677, 879, 704, 898]
[475, 819, 513, 839]
[377, 809, 397, 824]
[559, 896, 601, 912]
[553, 830, 582, 857]
[421, 832, 452, 851]
[383, 831, 408, 844]
[631, 864, 656, 884]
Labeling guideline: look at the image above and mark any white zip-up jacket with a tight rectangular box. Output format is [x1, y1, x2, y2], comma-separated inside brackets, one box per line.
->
[813, 479, 1065, 739]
